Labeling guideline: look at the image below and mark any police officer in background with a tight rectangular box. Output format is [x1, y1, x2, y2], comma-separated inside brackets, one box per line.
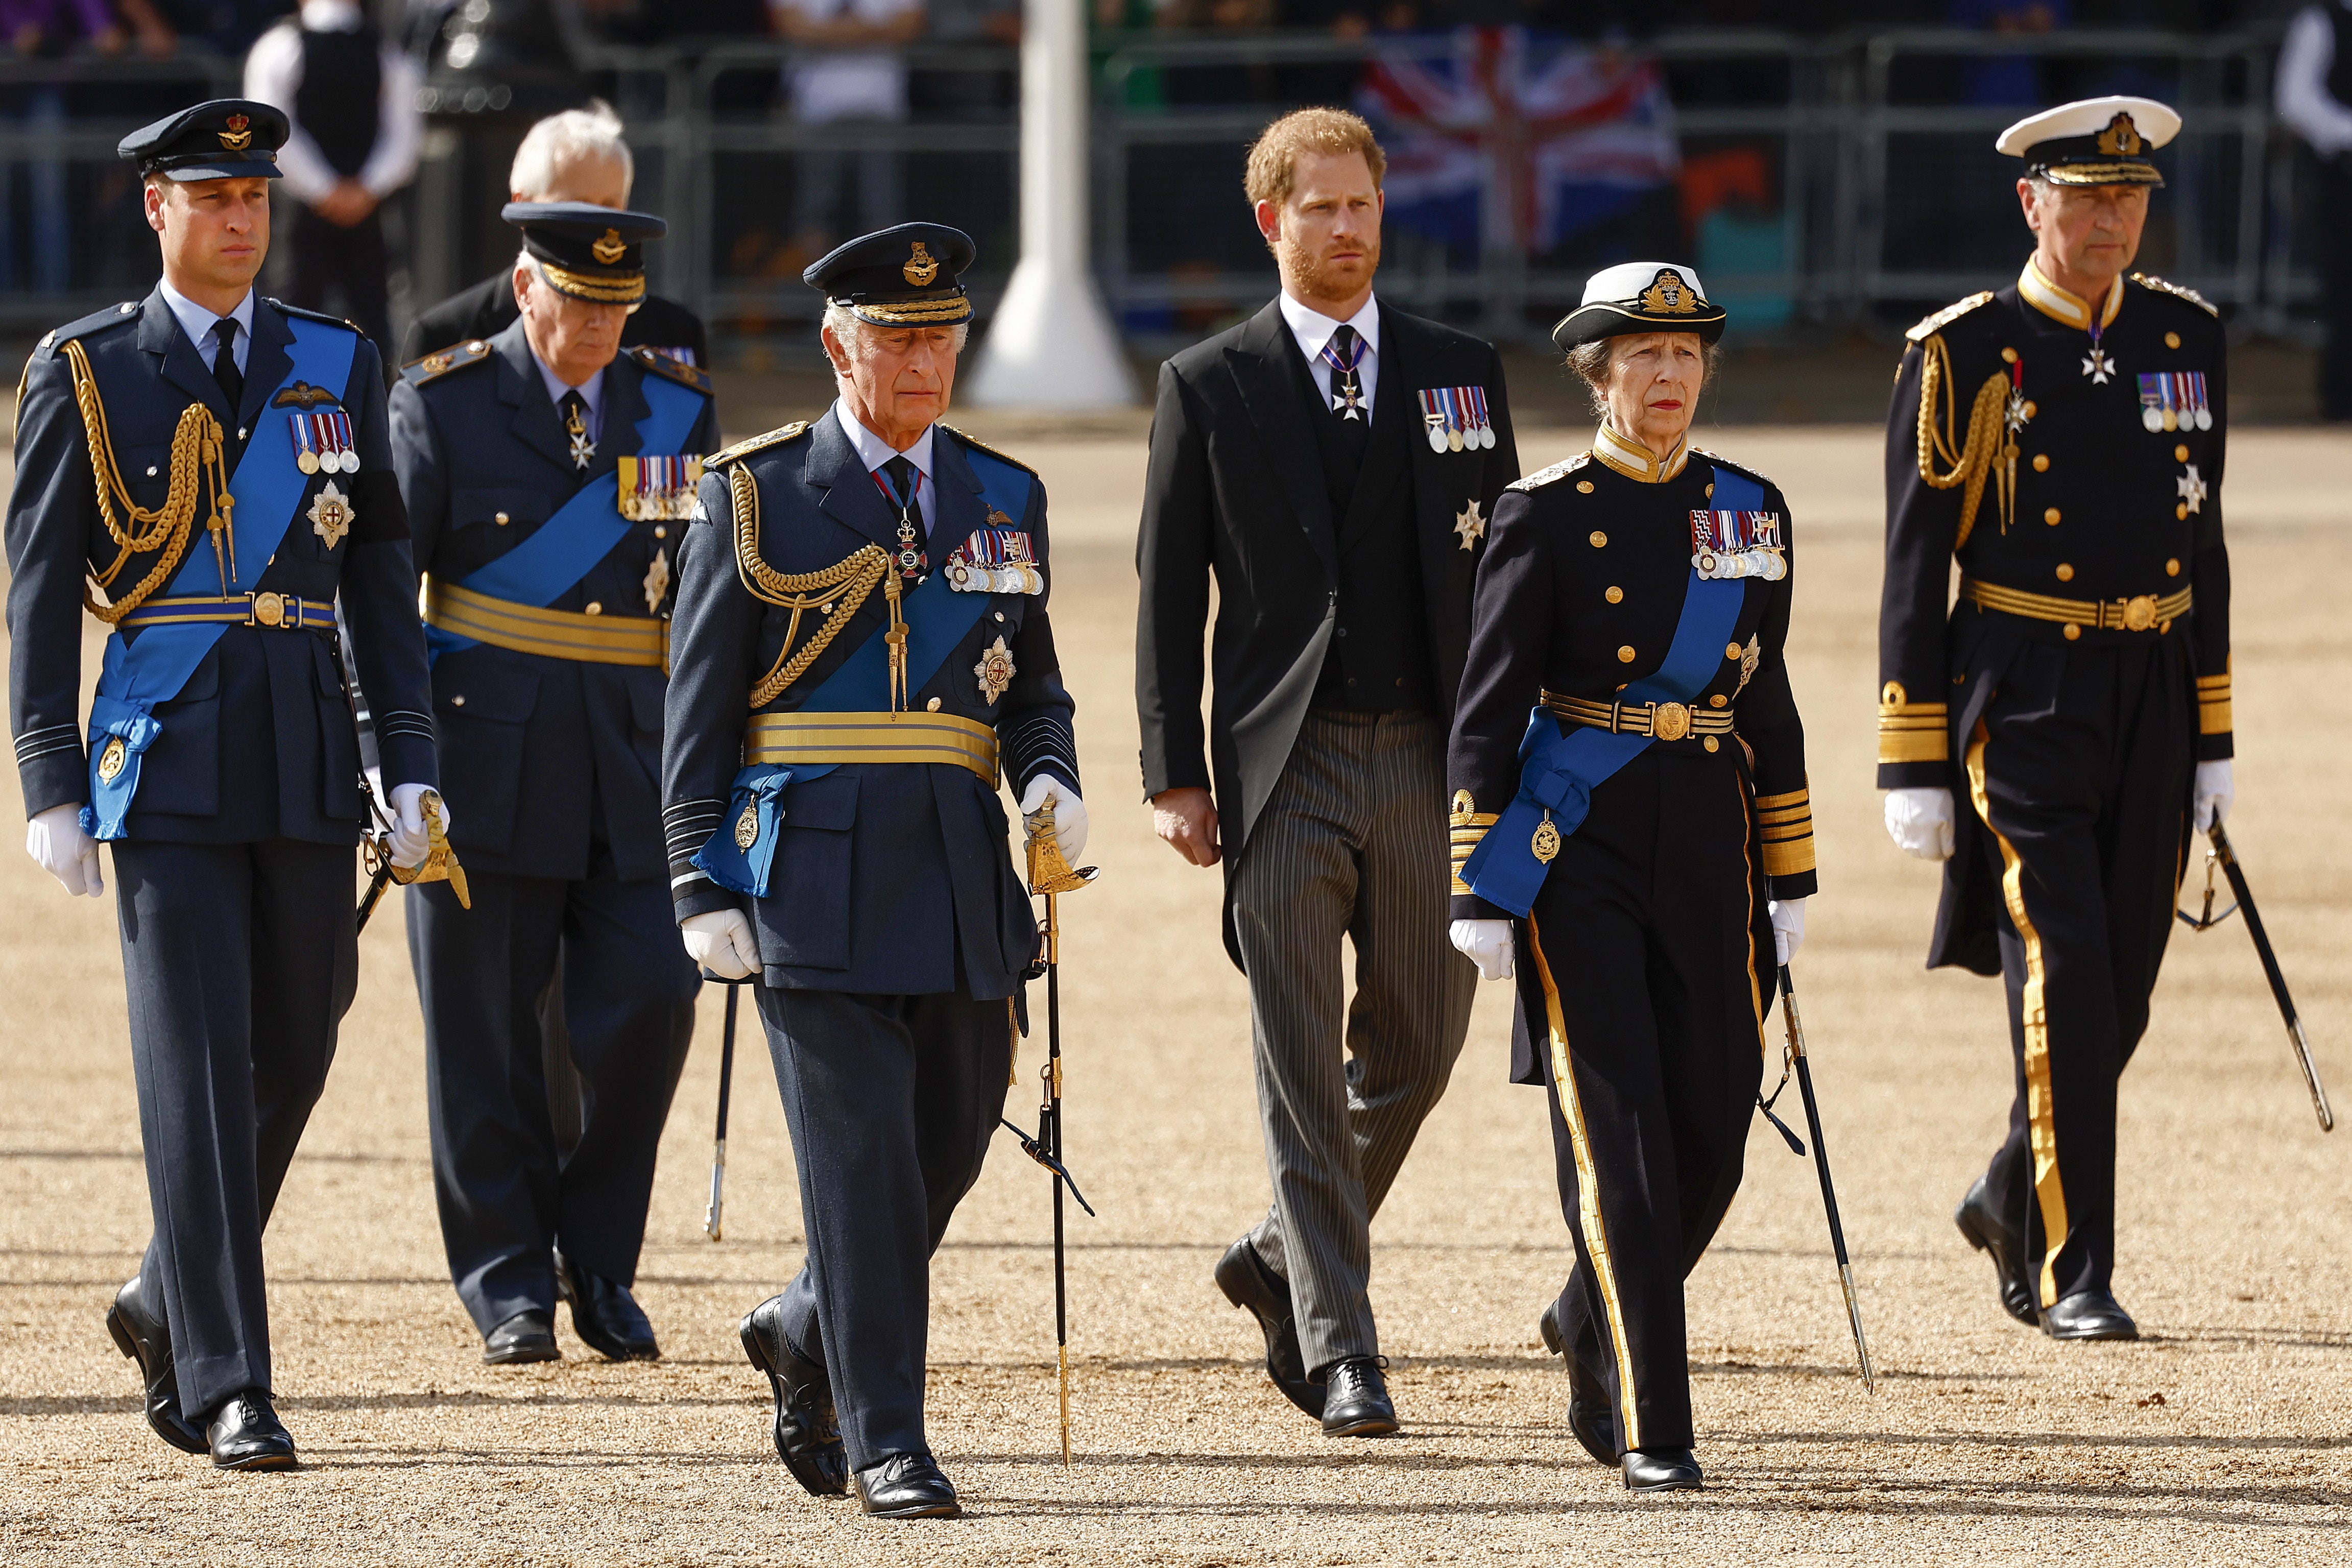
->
[1878, 97, 2233, 1342]
[400, 103, 707, 370]
[663, 224, 1082, 1519]
[6, 101, 440, 1469]
[391, 204, 717, 1366]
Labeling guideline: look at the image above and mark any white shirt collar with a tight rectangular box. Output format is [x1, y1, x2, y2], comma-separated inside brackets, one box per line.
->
[833, 395, 936, 484]
[156, 277, 255, 371]
[536, 356, 606, 430]
[1278, 290, 1380, 363]
[299, 0, 366, 30]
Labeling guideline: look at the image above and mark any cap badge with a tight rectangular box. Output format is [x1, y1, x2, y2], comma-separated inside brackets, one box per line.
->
[904, 242, 940, 287]
[2096, 113, 2142, 157]
[219, 113, 252, 152]
[1637, 269, 1699, 315]
[591, 228, 627, 265]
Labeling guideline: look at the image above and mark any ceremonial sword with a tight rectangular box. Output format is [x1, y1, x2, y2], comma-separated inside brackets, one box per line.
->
[705, 975, 744, 1241]
[1758, 963, 1875, 1392]
[2178, 823, 2334, 1133]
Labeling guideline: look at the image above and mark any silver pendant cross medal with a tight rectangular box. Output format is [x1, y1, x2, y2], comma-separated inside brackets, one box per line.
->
[1322, 325, 1368, 421]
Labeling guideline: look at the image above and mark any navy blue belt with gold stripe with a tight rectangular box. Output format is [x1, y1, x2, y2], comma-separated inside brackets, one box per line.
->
[116, 591, 336, 632]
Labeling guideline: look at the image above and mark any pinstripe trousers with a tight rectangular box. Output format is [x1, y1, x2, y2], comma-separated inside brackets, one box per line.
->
[1228, 710, 1477, 1377]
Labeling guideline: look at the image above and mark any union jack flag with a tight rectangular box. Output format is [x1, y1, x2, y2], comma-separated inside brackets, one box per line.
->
[1357, 29, 1680, 258]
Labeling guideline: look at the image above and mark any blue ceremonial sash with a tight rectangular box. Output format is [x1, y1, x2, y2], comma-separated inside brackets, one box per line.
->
[1459, 463, 1762, 917]
[82, 319, 358, 840]
[692, 435, 1036, 897]
[426, 371, 703, 663]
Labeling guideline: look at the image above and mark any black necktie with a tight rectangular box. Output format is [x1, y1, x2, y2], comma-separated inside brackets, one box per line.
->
[210, 317, 244, 420]
[560, 390, 595, 470]
[882, 455, 925, 579]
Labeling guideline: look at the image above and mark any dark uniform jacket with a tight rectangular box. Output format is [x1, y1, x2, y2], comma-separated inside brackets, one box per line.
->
[1447, 431, 1817, 913]
[7, 290, 435, 840]
[663, 409, 1078, 1000]
[1877, 270, 2231, 971]
[390, 319, 717, 881]
[400, 273, 709, 370]
[1135, 298, 1518, 857]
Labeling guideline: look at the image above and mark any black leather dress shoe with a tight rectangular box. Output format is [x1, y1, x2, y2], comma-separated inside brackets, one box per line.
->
[1212, 1237, 1321, 1418]
[2041, 1289, 2139, 1341]
[1319, 1356, 1398, 1438]
[205, 1390, 297, 1471]
[1953, 1176, 2038, 1326]
[483, 1309, 561, 1365]
[1538, 1299, 1615, 1467]
[554, 1250, 660, 1361]
[104, 1277, 206, 1455]
[852, 1452, 962, 1518]
[1622, 1446, 1703, 1492]
[740, 1295, 848, 1497]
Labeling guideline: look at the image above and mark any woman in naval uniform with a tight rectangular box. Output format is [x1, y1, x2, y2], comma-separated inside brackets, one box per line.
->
[1443, 262, 1817, 1494]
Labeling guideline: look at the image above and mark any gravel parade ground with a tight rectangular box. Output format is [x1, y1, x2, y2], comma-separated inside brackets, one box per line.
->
[2, 422, 2347, 1565]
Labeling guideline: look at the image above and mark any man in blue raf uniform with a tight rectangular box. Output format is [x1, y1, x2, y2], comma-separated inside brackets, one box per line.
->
[5, 99, 440, 1470]
[663, 223, 1083, 1520]
[391, 203, 717, 1366]
[1878, 97, 2234, 1344]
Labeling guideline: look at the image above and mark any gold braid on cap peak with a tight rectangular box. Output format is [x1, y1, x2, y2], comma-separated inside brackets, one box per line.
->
[728, 462, 893, 708]
[539, 261, 645, 305]
[1915, 333, 2014, 548]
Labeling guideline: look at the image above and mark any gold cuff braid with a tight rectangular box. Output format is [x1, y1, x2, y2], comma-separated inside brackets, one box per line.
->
[1756, 784, 1816, 879]
[2197, 666, 2233, 736]
[1878, 680, 1950, 766]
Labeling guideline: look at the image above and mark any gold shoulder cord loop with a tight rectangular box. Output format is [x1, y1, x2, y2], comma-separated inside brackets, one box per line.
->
[63, 338, 233, 621]
[1914, 333, 2015, 549]
[730, 460, 895, 709]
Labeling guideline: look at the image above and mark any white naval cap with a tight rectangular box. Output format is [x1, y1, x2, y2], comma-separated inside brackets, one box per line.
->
[1550, 262, 1725, 352]
[1996, 95, 2179, 186]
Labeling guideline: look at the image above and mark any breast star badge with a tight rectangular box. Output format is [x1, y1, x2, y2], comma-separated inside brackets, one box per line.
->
[1453, 498, 1486, 550]
[2177, 464, 2206, 515]
[307, 479, 353, 549]
[974, 636, 1016, 705]
[2081, 346, 2115, 384]
[642, 547, 670, 612]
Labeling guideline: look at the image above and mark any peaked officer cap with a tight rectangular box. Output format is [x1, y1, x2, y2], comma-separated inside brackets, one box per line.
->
[804, 223, 976, 328]
[1550, 261, 1726, 352]
[118, 99, 287, 182]
[503, 201, 666, 307]
[1996, 95, 2179, 187]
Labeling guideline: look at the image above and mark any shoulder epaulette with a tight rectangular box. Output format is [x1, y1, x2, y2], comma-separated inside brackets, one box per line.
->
[629, 344, 713, 395]
[1905, 291, 1997, 343]
[2130, 273, 2219, 318]
[938, 422, 1037, 477]
[400, 337, 492, 387]
[42, 301, 141, 354]
[1693, 448, 1775, 494]
[1507, 451, 1591, 493]
[705, 421, 810, 467]
[269, 298, 364, 333]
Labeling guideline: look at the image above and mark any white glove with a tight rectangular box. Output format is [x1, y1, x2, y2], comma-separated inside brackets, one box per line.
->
[386, 783, 453, 871]
[1449, 917, 1514, 981]
[1768, 897, 1807, 966]
[681, 908, 760, 980]
[1884, 786, 1956, 861]
[25, 802, 103, 898]
[1017, 775, 1088, 864]
[2194, 759, 2234, 833]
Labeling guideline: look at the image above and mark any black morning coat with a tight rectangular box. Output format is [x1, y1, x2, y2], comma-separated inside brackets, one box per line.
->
[7, 289, 436, 839]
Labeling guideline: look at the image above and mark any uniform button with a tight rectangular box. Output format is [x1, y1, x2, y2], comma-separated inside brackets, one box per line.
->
[2022, 400, 2037, 419]
[1709, 693, 1727, 708]
[1336, 627, 1348, 638]
[1604, 586, 1623, 604]
[1617, 645, 1636, 664]
[237, 427, 247, 441]
[2055, 564, 2074, 582]
[451, 694, 466, 707]
[2173, 445, 2189, 463]
[926, 696, 942, 711]
[654, 525, 667, 539]
[495, 512, 510, 525]
[1703, 736, 1720, 753]
[2176, 502, 2189, 520]
[1395, 678, 1404, 687]
[1588, 530, 1606, 547]
[2001, 347, 2018, 364]
[1577, 481, 1595, 494]
[2063, 623, 2081, 640]
[2166, 558, 2181, 576]
[2031, 454, 2049, 473]
[1347, 678, 1358, 687]
[2044, 507, 2061, 526]
[994, 612, 1005, 622]
[1725, 642, 1742, 659]
[584, 601, 603, 615]
[1705, 483, 1715, 498]
[146, 465, 158, 477]
[2165, 331, 2181, 349]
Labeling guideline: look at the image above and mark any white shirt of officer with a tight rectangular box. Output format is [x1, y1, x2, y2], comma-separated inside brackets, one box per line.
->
[1280, 290, 1380, 425]
[158, 276, 254, 379]
[834, 395, 937, 536]
[537, 357, 607, 446]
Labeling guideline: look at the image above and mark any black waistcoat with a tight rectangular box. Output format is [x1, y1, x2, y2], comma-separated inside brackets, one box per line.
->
[297, 25, 382, 178]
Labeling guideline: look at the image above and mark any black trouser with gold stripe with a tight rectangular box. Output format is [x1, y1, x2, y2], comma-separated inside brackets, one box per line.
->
[1964, 635, 2194, 1310]
[1519, 747, 1770, 1455]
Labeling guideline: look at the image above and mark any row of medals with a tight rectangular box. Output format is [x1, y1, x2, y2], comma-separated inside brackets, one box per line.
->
[1425, 417, 1497, 453]
[296, 446, 359, 475]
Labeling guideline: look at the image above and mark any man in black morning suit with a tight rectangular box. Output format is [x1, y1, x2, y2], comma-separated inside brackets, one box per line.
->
[1134, 109, 1517, 1436]
[664, 224, 1082, 1519]
[392, 203, 718, 1366]
[5, 100, 440, 1470]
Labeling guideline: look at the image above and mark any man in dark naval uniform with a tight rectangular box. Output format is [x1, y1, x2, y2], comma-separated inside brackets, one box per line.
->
[1877, 95, 2234, 1343]
[663, 223, 1082, 1519]
[6, 100, 440, 1469]
[391, 202, 717, 1366]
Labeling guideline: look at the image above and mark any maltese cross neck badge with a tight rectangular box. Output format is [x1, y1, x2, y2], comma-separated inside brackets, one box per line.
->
[307, 479, 353, 549]
[1453, 498, 1485, 550]
[2081, 346, 2115, 384]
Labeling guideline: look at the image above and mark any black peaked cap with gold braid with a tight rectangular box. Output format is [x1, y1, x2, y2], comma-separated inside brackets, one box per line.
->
[118, 98, 287, 182]
[503, 201, 666, 308]
[805, 222, 976, 329]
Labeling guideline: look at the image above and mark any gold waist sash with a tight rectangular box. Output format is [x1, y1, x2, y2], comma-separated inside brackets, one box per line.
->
[1960, 577, 2192, 635]
[745, 710, 999, 785]
[1542, 690, 1737, 743]
[425, 578, 667, 667]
